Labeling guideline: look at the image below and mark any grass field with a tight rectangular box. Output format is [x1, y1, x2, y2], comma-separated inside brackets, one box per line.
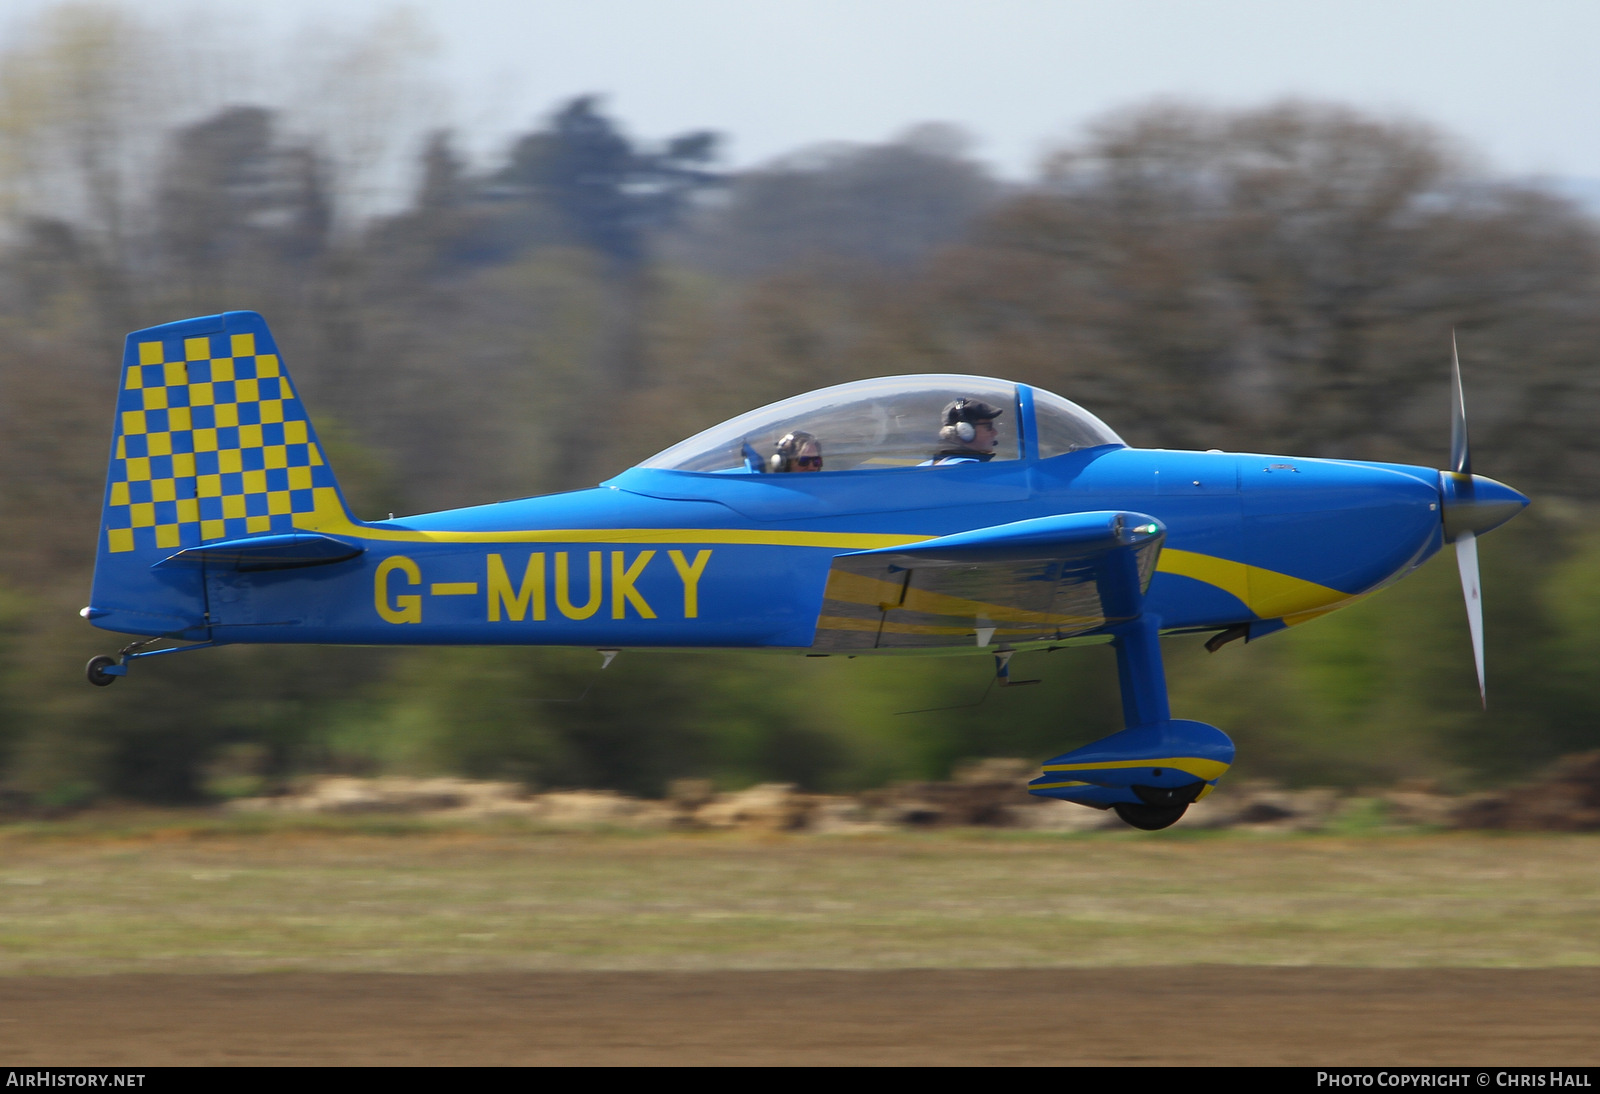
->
[1, 818, 1596, 974]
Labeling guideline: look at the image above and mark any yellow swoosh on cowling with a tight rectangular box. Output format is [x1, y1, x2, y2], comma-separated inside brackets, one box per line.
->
[1156, 547, 1353, 620]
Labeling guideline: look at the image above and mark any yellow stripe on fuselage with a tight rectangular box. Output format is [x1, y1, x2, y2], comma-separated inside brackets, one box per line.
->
[295, 489, 1353, 621]
[293, 489, 930, 550]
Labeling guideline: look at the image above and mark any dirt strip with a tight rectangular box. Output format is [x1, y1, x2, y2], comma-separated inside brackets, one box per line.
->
[1, 968, 1596, 1066]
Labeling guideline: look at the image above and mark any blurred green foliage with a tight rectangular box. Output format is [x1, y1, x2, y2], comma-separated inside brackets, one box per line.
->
[0, 5, 1597, 804]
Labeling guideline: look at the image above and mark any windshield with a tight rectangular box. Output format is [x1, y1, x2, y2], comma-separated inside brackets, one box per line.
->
[640, 375, 1022, 473]
[1029, 387, 1124, 456]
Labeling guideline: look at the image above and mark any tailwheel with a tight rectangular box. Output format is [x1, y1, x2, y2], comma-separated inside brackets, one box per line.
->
[1113, 802, 1188, 830]
[85, 655, 119, 687]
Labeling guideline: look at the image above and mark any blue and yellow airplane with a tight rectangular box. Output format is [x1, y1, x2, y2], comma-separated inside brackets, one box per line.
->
[82, 311, 1528, 828]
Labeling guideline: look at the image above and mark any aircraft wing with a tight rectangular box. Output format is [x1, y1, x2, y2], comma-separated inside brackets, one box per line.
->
[811, 511, 1164, 650]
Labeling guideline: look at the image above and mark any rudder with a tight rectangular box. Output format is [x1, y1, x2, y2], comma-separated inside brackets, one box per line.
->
[87, 311, 356, 637]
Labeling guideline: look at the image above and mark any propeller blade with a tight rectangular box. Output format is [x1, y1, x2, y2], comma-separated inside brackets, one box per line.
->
[1450, 331, 1471, 476]
[1455, 529, 1486, 708]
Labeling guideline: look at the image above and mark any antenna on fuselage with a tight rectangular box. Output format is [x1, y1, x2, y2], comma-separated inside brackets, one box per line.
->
[894, 649, 1038, 714]
[540, 649, 621, 704]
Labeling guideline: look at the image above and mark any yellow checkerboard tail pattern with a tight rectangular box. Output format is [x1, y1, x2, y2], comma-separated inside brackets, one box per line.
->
[99, 312, 352, 557]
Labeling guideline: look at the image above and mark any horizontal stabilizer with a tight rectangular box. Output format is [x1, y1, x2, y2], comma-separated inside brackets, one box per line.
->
[813, 511, 1164, 650]
[152, 533, 363, 572]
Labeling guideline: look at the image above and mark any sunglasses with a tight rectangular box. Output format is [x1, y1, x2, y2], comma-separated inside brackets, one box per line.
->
[796, 456, 823, 468]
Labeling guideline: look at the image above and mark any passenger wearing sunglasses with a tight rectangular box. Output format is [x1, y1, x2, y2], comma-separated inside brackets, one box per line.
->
[769, 430, 824, 472]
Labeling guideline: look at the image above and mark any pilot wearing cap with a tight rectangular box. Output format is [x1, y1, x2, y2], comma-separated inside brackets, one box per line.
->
[931, 398, 1003, 464]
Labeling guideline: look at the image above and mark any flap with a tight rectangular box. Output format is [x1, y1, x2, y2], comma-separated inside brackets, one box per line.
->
[812, 511, 1164, 650]
[152, 533, 364, 573]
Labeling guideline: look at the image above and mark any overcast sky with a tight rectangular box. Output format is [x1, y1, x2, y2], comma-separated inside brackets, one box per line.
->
[7, 0, 1599, 182]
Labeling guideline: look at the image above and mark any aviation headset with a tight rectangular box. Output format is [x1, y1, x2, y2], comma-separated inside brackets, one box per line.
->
[941, 398, 998, 445]
[769, 430, 819, 472]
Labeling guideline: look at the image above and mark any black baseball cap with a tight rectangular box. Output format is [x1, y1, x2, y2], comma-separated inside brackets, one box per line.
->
[942, 398, 1004, 426]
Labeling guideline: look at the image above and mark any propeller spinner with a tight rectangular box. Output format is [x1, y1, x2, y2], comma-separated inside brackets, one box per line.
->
[1440, 334, 1529, 707]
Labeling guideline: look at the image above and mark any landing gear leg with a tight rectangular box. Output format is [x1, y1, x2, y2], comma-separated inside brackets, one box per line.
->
[1107, 616, 1187, 829]
[1110, 612, 1171, 728]
[83, 635, 215, 686]
[1029, 612, 1232, 829]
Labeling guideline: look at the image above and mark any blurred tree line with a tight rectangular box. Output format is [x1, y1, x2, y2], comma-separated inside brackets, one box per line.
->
[0, 4, 1597, 806]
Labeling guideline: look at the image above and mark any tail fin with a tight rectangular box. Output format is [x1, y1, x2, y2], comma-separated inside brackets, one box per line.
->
[87, 311, 356, 636]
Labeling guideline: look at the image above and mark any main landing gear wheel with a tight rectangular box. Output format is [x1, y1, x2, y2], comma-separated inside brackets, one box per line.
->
[85, 655, 119, 687]
[1114, 780, 1207, 829]
[1113, 802, 1188, 830]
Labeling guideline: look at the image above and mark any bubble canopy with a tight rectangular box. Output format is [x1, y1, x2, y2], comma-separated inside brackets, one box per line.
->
[637, 375, 1123, 474]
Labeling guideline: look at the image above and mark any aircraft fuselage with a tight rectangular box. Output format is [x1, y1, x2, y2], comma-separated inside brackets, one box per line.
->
[95, 444, 1475, 650]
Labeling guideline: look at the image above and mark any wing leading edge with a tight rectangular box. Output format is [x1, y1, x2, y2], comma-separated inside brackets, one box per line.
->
[812, 511, 1165, 650]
